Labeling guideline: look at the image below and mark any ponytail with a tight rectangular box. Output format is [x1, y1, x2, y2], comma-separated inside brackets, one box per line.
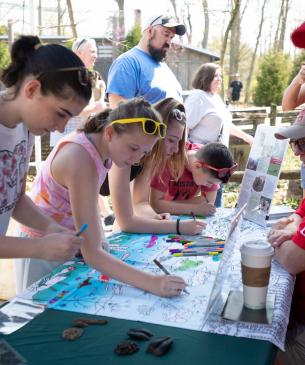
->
[80, 108, 112, 133]
[1, 35, 91, 102]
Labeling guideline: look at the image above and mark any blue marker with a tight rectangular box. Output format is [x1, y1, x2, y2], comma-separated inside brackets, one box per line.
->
[76, 223, 89, 236]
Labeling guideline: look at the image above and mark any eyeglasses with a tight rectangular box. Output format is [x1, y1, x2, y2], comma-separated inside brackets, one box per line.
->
[37, 67, 93, 86]
[110, 118, 167, 138]
[198, 161, 238, 178]
[170, 109, 186, 121]
[290, 138, 305, 153]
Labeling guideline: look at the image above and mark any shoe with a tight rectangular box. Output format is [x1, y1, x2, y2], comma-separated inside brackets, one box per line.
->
[104, 213, 115, 226]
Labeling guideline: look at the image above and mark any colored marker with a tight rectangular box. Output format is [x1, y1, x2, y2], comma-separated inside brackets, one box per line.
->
[191, 211, 196, 221]
[153, 259, 190, 295]
[185, 243, 225, 248]
[76, 223, 89, 236]
[173, 252, 220, 257]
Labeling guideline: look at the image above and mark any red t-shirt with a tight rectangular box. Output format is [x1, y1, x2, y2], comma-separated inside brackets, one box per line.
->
[150, 142, 219, 201]
[290, 198, 305, 322]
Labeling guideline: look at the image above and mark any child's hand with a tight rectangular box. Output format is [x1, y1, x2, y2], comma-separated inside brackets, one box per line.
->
[180, 219, 206, 235]
[199, 203, 216, 216]
[150, 275, 187, 297]
[38, 233, 83, 261]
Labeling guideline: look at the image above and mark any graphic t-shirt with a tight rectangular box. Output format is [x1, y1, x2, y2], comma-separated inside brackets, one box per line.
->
[289, 198, 305, 323]
[0, 122, 34, 235]
[150, 142, 219, 200]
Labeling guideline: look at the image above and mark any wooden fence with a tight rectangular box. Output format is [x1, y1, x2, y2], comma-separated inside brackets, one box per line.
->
[30, 105, 303, 182]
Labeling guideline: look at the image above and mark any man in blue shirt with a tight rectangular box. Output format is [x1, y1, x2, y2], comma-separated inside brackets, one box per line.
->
[107, 14, 186, 108]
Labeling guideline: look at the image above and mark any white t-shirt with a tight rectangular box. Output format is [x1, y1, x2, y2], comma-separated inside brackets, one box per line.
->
[0, 122, 34, 235]
[185, 89, 232, 146]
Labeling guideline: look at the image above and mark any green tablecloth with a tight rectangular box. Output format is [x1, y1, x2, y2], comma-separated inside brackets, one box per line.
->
[2, 309, 276, 365]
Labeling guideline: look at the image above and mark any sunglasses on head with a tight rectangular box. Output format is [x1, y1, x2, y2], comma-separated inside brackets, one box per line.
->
[170, 108, 186, 121]
[75, 38, 89, 50]
[198, 161, 238, 178]
[37, 67, 93, 86]
[290, 138, 305, 153]
[110, 118, 167, 138]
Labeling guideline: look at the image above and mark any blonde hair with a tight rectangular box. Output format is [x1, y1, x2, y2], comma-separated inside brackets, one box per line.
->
[151, 97, 186, 181]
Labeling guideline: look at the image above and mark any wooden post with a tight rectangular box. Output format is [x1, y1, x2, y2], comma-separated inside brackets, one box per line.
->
[270, 103, 277, 126]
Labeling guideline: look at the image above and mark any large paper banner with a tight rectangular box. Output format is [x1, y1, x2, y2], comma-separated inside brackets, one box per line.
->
[236, 125, 289, 226]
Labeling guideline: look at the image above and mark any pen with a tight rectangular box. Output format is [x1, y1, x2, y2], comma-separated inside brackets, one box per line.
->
[76, 223, 89, 236]
[153, 259, 190, 295]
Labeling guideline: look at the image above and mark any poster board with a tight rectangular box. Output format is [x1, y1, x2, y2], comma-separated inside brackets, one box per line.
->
[236, 125, 289, 226]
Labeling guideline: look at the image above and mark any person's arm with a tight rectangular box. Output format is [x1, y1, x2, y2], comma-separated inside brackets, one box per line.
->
[132, 163, 164, 219]
[230, 123, 254, 145]
[185, 93, 205, 132]
[282, 65, 305, 110]
[109, 164, 206, 235]
[150, 187, 216, 217]
[273, 240, 305, 275]
[267, 213, 301, 247]
[108, 93, 128, 109]
[54, 143, 187, 297]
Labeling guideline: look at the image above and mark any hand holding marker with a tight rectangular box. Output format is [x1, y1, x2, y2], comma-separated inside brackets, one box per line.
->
[153, 259, 190, 295]
[76, 223, 89, 236]
[75, 224, 89, 258]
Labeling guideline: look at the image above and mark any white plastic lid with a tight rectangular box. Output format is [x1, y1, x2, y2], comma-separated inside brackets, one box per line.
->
[240, 240, 274, 256]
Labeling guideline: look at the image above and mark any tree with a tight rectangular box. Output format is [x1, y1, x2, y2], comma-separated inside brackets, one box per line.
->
[114, 0, 125, 40]
[289, 50, 305, 84]
[201, 0, 209, 49]
[244, 0, 268, 103]
[121, 24, 142, 53]
[219, 0, 240, 97]
[66, 0, 77, 37]
[274, 0, 289, 51]
[253, 51, 291, 106]
[0, 25, 10, 70]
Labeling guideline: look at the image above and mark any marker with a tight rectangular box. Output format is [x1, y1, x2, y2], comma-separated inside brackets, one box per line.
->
[173, 252, 220, 257]
[153, 259, 190, 295]
[185, 243, 225, 248]
[190, 211, 196, 221]
[76, 223, 89, 236]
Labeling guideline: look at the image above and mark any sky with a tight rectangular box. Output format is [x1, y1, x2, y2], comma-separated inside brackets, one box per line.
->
[1, 0, 305, 55]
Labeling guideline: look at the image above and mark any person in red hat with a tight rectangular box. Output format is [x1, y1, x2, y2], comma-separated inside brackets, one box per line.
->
[283, 21, 305, 203]
[268, 112, 305, 363]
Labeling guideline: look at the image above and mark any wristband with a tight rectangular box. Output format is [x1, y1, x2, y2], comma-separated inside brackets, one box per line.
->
[176, 218, 181, 235]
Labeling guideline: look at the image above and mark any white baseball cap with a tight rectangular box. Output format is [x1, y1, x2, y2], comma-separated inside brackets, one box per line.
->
[145, 15, 186, 36]
[275, 108, 305, 140]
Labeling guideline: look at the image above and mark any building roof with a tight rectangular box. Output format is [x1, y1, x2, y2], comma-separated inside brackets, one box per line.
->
[173, 42, 220, 60]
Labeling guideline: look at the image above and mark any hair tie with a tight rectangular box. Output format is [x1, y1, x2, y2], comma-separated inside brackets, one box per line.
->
[34, 43, 43, 50]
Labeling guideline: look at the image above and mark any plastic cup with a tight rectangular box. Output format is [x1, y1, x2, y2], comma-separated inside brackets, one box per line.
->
[240, 240, 274, 310]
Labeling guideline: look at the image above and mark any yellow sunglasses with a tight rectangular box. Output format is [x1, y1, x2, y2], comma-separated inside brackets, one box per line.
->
[110, 118, 167, 139]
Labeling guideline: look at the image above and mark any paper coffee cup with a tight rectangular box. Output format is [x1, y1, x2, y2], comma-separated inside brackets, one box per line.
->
[240, 240, 274, 310]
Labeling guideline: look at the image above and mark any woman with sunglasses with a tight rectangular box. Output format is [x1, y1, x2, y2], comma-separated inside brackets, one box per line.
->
[0, 35, 91, 262]
[16, 97, 187, 297]
[150, 142, 236, 217]
[106, 98, 206, 234]
[184, 63, 253, 207]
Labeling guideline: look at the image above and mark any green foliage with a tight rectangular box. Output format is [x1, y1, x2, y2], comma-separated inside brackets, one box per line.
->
[0, 24, 9, 70]
[253, 51, 291, 106]
[289, 50, 305, 84]
[64, 38, 74, 50]
[121, 24, 142, 54]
